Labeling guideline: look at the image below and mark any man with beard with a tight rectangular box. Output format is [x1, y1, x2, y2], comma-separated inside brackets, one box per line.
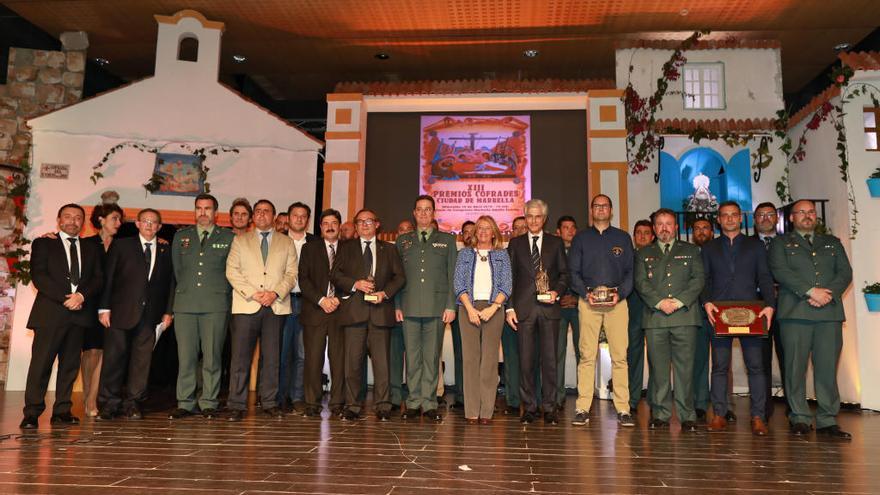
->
[769, 199, 852, 439]
[229, 198, 252, 236]
[690, 217, 714, 422]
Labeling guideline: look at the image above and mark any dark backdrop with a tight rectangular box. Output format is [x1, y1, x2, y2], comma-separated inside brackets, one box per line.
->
[364, 110, 589, 232]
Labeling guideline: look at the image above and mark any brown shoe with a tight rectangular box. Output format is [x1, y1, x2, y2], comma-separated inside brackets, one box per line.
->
[751, 416, 769, 436]
[707, 414, 728, 431]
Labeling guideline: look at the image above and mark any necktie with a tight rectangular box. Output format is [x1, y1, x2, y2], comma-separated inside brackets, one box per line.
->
[200, 230, 209, 250]
[663, 243, 670, 255]
[804, 234, 812, 246]
[763, 237, 771, 250]
[363, 240, 373, 276]
[328, 243, 336, 297]
[531, 235, 540, 271]
[421, 231, 428, 243]
[68, 238, 80, 286]
[144, 242, 152, 278]
[260, 232, 270, 263]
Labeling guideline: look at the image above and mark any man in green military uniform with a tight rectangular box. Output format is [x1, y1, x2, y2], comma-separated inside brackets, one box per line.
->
[169, 194, 236, 419]
[635, 208, 704, 431]
[395, 195, 457, 421]
[768, 199, 853, 439]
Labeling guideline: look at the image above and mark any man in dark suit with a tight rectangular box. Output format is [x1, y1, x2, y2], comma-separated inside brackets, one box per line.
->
[300, 208, 344, 417]
[21, 203, 103, 429]
[96, 208, 174, 420]
[332, 209, 406, 421]
[701, 201, 775, 436]
[769, 199, 853, 439]
[506, 199, 569, 425]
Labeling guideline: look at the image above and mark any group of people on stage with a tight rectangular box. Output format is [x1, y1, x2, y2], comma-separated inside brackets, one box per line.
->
[19, 191, 853, 440]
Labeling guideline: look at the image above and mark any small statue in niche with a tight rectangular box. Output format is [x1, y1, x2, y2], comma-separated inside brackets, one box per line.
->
[686, 173, 718, 212]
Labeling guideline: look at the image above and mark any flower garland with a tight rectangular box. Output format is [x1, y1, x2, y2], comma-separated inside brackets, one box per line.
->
[2, 150, 32, 288]
[91, 142, 239, 193]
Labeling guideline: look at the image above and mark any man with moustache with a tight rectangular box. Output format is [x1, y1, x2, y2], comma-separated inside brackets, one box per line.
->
[702, 201, 775, 436]
[635, 208, 704, 431]
[229, 198, 252, 236]
[169, 194, 235, 419]
[460, 220, 476, 247]
[395, 195, 457, 422]
[274, 213, 289, 235]
[554, 215, 578, 411]
[627, 219, 655, 413]
[690, 217, 715, 421]
[569, 195, 634, 427]
[769, 199, 852, 439]
[96, 209, 174, 421]
[511, 216, 528, 238]
[300, 209, 344, 417]
[390, 219, 414, 409]
[332, 209, 405, 420]
[753, 201, 785, 419]
[226, 200, 298, 421]
[506, 199, 569, 425]
[278, 202, 318, 413]
[21, 204, 103, 429]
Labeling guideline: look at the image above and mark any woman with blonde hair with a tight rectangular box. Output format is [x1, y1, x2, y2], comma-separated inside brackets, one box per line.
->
[453, 215, 511, 424]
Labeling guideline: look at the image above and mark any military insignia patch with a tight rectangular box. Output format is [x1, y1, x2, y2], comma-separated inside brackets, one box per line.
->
[181, 238, 191, 249]
[432, 242, 447, 248]
[401, 238, 413, 250]
[611, 246, 623, 257]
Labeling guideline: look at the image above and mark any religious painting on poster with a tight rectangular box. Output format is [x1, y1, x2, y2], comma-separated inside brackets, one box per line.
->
[151, 153, 204, 196]
[419, 115, 531, 233]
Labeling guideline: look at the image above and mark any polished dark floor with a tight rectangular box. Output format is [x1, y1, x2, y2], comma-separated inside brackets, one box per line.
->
[0, 391, 877, 494]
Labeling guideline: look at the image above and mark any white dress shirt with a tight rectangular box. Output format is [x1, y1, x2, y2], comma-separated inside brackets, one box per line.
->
[140, 234, 157, 280]
[58, 231, 81, 293]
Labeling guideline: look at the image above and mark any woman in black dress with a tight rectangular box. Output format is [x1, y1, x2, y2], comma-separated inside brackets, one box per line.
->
[81, 202, 123, 417]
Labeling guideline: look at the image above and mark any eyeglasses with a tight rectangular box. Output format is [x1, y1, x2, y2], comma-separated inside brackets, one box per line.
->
[355, 219, 376, 226]
[140, 219, 160, 226]
[754, 212, 777, 219]
[792, 209, 817, 216]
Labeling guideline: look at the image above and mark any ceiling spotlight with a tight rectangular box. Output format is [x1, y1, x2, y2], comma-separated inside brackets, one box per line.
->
[833, 42, 851, 53]
[232, 54, 247, 63]
[523, 49, 539, 58]
[375, 52, 390, 60]
[94, 57, 110, 66]
[680, 8, 689, 16]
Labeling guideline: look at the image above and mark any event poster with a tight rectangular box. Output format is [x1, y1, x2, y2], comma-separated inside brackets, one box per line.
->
[419, 115, 531, 233]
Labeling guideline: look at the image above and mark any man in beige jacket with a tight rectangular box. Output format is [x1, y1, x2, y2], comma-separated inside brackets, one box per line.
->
[225, 199, 298, 421]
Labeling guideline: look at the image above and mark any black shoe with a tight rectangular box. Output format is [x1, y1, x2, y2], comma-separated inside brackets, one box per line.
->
[680, 420, 697, 432]
[817, 425, 852, 440]
[520, 412, 536, 425]
[377, 410, 391, 422]
[401, 408, 421, 420]
[724, 411, 737, 423]
[695, 408, 707, 422]
[618, 412, 635, 427]
[201, 408, 219, 419]
[543, 412, 558, 425]
[126, 407, 143, 420]
[291, 400, 307, 414]
[390, 403, 402, 412]
[436, 396, 447, 406]
[303, 407, 321, 417]
[168, 408, 193, 419]
[790, 422, 811, 435]
[423, 409, 443, 422]
[504, 405, 520, 415]
[330, 405, 345, 417]
[19, 416, 38, 429]
[649, 418, 669, 429]
[96, 410, 118, 421]
[50, 413, 79, 425]
[341, 410, 364, 422]
[571, 411, 589, 426]
[264, 407, 284, 418]
[227, 410, 245, 422]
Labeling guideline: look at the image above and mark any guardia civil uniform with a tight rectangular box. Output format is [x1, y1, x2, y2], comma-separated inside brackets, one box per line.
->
[395, 227, 457, 413]
[634, 239, 705, 424]
[768, 231, 852, 429]
[171, 224, 235, 413]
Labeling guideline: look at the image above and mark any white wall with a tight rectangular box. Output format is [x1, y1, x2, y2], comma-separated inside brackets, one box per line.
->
[616, 47, 784, 121]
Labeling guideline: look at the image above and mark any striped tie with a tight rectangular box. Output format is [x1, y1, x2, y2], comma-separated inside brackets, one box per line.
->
[531, 235, 540, 272]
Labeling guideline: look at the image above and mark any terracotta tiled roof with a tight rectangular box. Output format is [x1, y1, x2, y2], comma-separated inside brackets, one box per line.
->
[787, 85, 841, 129]
[333, 78, 615, 96]
[839, 51, 880, 71]
[615, 39, 781, 50]
[656, 118, 777, 133]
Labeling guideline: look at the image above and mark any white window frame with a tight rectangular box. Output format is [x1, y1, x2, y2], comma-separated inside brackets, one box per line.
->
[682, 63, 725, 110]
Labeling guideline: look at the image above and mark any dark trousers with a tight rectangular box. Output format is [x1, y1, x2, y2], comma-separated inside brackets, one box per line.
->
[390, 323, 408, 405]
[303, 317, 345, 410]
[517, 311, 558, 414]
[227, 307, 284, 411]
[556, 306, 579, 406]
[762, 326, 786, 418]
[344, 322, 391, 414]
[23, 322, 86, 417]
[710, 335, 767, 419]
[98, 319, 156, 413]
[278, 296, 305, 405]
[781, 319, 842, 429]
[693, 317, 712, 411]
[450, 319, 464, 403]
[626, 301, 650, 410]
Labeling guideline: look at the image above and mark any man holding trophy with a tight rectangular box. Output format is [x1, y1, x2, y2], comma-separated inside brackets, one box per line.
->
[568, 194, 635, 427]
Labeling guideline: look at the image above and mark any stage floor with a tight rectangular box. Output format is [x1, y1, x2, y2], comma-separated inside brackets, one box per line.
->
[0, 392, 878, 494]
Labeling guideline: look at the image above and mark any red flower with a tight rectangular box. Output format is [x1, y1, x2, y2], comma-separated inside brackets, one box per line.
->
[5, 257, 18, 273]
[4, 175, 13, 184]
[11, 195, 25, 210]
[836, 75, 845, 84]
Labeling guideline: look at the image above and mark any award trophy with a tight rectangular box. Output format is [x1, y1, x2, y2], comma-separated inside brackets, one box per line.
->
[711, 300, 767, 337]
[589, 285, 618, 306]
[363, 275, 379, 302]
[536, 261, 553, 302]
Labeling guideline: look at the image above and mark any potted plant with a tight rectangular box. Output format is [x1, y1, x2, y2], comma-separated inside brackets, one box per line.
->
[865, 282, 880, 312]
[868, 167, 880, 198]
